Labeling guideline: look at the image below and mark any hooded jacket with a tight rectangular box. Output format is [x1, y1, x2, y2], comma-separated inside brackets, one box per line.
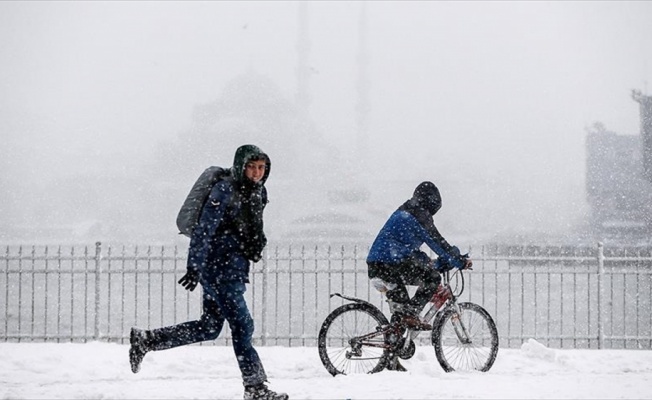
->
[366, 181, 464, 269]
[187, 144, 270, 283]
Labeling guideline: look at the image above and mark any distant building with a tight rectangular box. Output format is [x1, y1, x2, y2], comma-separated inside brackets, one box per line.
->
[632, 90, 652, 182]
[585, 91, 652, 239]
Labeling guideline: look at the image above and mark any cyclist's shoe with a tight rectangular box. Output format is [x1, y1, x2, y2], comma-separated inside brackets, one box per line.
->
[386, 357, 407, 372]
[398, 313, 432, 331]
[129, 327, 149, 374]
[433, 284, 452, 309]
[244, 383, 289, 400]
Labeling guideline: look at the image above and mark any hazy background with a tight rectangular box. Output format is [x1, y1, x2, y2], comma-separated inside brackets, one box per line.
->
[1, 1, 651, 247]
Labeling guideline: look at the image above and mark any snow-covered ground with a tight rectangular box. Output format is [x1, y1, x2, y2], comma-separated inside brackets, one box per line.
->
[1, 339, 651, 399]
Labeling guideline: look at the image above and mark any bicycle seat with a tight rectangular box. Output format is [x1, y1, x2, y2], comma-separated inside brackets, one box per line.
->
[370, 277, 397, 293]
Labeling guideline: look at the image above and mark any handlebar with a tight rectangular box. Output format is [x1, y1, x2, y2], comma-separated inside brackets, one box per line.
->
[441, 268, 466, 298]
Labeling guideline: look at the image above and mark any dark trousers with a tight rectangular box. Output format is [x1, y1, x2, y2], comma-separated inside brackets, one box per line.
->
[146, 280, 266, 387]
[368, 251, 441, 313]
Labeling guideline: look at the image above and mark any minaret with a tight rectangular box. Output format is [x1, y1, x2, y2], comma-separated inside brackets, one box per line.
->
[632, 89, 652, 182]
[295, 2, 311, 115]
[355, 2, 370, 158]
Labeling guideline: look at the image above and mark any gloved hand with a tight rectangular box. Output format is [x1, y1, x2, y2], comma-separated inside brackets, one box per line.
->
[178, 269, 199, 291]
[243, 234, 266, 263]
[451, 251, 473, 269]
[243, 247, 262, 263]
[461, 254, 473, 270]
[249, 252, 262, 263]
[435, 250, 472, 272]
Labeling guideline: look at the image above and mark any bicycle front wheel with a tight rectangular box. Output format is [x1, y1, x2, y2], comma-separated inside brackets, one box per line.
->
[432, 302, 499, 372]
[318, 302, 391, 376]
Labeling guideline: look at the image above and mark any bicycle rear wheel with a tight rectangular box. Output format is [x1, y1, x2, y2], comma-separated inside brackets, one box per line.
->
[432, 302, 499, 372]
[318, 302, 391, 376]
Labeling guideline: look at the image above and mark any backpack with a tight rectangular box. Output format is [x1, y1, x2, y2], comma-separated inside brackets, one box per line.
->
[176, 166, 231, 237]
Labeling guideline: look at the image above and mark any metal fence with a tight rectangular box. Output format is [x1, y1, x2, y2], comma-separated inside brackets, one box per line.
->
[1, 242, 651, 349]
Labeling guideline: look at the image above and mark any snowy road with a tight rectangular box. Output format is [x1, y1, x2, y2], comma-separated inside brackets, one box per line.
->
[1, 339, 651, 399]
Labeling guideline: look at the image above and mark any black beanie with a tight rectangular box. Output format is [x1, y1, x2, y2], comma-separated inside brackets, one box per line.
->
[412, 181, 441, 215]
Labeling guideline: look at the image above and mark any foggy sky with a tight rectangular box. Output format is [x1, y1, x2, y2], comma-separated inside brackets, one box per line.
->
[2, 1, 652, 244]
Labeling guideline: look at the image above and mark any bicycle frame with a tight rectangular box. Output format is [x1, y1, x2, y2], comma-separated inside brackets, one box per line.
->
[402, 269, 466, 350]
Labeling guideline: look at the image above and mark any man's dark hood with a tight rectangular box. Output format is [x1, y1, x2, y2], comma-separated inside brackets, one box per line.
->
[410, 181, 442, 216]
[232, 144, 271, 185]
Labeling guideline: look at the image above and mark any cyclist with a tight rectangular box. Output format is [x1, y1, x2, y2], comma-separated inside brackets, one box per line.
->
[366, 181, 472, 332]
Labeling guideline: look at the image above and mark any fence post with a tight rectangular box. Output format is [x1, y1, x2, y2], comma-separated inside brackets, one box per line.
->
[94, 242, 102, 341]
[597, 241, 604, 349]
[261, 246, 268, 346]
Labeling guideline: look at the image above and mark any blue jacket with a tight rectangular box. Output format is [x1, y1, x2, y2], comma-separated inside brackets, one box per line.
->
[366, 207, 464, 270]
[187, 179, 252, 283]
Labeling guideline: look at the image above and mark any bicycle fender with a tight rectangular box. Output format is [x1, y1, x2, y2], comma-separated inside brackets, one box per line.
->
[329, 292, 375, 307]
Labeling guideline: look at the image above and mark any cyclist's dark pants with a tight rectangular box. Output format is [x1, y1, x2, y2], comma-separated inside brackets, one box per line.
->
[367, 251, 441, 313]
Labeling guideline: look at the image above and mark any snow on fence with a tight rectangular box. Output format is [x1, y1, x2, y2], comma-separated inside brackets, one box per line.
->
[1, 242, 651, 349]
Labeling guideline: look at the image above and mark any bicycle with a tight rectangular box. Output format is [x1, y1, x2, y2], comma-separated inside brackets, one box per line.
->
[317, 267, 499, 375]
